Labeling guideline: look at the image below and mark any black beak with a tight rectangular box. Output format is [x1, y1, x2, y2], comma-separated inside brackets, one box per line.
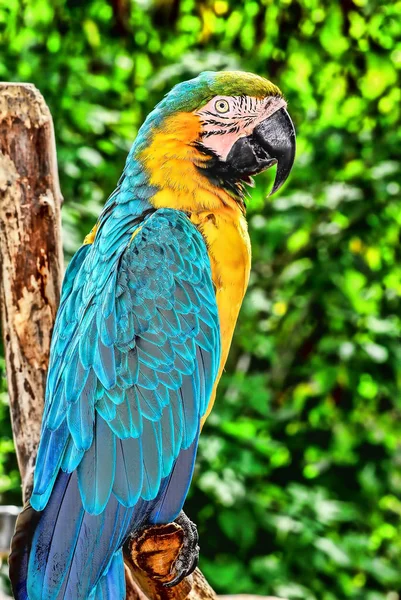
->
[253, 107, 296, 195]
[225, 107, 296, 196]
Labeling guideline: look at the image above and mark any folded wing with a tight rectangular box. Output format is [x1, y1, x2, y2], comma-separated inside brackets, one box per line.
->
[22, 208, 220, 599]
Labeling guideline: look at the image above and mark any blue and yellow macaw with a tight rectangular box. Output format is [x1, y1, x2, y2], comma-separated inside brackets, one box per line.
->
[10, 71, 295, 600]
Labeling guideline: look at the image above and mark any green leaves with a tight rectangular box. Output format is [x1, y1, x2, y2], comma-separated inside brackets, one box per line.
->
[1, 0, 401, 597]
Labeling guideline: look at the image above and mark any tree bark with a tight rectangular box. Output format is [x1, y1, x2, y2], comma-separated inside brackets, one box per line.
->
[0, 82, 284, 600]
[0, 82, 64, 501]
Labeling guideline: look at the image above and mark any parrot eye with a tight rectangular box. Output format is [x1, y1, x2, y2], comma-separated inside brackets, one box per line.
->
[214, 99, 230, 114]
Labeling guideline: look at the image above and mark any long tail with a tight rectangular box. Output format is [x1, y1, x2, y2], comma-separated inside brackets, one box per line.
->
[10, 508, 124, 600]
[89, 552, 125, 600]
[9, 472, 143, 600]
[9, 437, 198, 599]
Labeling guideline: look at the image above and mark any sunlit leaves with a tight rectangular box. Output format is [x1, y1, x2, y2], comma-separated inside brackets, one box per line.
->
[0, 0, 401, 597]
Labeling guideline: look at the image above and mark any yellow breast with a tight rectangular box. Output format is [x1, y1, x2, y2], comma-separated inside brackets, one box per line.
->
[191, 209, 251, 424]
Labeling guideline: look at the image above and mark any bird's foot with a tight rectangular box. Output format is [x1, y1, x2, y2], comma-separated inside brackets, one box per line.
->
[164, 511, 199, 587]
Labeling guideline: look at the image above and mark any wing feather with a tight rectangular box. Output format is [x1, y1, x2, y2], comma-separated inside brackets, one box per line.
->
[31, 209, 221, 520]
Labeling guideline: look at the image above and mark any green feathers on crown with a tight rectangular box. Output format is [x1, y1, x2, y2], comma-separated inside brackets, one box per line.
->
[157, 71, 282, 116]
[133, 71, 283, 153]
[209, 71, 281, 100]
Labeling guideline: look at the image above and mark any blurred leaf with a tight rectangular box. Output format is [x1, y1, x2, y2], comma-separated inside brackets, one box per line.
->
[1, 1, 401, 597]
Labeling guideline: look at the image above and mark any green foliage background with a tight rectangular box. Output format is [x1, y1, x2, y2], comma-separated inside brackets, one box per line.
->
[1, 1, 401, 598]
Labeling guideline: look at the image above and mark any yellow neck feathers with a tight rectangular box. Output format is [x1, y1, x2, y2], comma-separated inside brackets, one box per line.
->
[138, 112, 244, 219]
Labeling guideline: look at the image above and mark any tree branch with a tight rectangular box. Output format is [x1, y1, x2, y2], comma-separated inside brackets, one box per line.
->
[0, 82, 63, 501]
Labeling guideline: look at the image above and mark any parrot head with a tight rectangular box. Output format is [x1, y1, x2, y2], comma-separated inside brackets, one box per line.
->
[136, 71, 296, 208]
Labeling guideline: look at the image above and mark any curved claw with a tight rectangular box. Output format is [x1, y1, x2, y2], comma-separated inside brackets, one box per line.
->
[186, 548, 200, 577]
[163, 511, 200, 588]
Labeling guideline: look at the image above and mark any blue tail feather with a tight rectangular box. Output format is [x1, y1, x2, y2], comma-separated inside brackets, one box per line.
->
[10, 436, 198, 599]
[89, 552, 125, 600]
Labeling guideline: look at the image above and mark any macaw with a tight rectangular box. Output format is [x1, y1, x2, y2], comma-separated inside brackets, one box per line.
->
[9, 71, 295, 600]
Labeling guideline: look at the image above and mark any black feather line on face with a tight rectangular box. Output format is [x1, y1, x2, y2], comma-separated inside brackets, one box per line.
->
[199, 95, 278, 136]
[200, 124, 243, 138]
[201, 118, 235, 127]
[200, 129, 228, 138]
[193, 141, 247, 209]
[202, 110, 232, 120]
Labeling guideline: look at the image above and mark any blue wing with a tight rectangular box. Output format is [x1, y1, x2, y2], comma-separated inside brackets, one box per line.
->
[24, 209, 220, 599]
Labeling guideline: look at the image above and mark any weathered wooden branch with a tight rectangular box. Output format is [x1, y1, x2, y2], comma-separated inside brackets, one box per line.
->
[0, 82, 284, 600]
[0, 82, 64, 501]
[124, 523, 217, 600]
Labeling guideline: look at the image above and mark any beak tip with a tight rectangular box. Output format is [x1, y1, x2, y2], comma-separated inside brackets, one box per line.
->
[268, 186, 275, 198]
[268, 173, 290, 197]
[257, 107, 296, 198]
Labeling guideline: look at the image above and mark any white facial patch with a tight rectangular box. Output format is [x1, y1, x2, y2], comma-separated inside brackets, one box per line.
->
[195, 95, 287, 160]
